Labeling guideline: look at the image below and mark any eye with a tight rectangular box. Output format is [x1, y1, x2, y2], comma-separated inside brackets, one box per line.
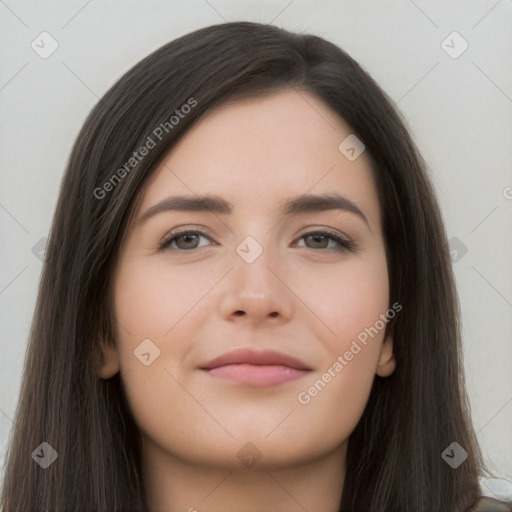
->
[158, 228, 356, 253]
[294, 230, 356, 253]
[159, 230, 213, 251]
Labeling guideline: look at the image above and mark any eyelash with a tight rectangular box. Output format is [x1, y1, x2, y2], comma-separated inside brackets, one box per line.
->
[158, 229, 357, 254]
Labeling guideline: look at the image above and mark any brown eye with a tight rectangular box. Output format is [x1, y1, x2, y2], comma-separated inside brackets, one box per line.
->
[160, 231, 212, 251]
[296, 231, 356, 253]
[304, 234, 331, 249]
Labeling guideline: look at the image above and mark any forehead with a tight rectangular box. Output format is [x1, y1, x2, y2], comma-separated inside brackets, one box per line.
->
[138, 90, 381, 229]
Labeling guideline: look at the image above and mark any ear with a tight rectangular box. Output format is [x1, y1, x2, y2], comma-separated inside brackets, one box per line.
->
[96, 341, 120, 379]
[376, 334, 396, 377]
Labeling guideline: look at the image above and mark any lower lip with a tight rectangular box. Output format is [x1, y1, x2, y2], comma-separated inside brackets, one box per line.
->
[202, 364, 309, 387]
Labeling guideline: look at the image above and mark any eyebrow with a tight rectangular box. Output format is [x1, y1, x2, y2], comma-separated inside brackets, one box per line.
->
[138, 193, 371, 229]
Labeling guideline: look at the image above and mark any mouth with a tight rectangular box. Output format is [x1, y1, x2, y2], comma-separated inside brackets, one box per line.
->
[199, 348, 312, 388]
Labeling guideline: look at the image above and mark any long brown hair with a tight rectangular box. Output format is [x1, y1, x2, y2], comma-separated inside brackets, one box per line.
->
[1, 21, 486, 511]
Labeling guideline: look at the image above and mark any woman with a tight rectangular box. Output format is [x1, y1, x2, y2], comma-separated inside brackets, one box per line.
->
[1, 21, 509, 512]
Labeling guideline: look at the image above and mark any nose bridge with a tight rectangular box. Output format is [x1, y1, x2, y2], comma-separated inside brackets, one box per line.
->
[219, 233, 294, 321]
[234, 234, 280, 297]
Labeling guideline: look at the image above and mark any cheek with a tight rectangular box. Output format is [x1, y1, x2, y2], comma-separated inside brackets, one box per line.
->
[112, 263, 209, 457]
[284, 255, 389, 440]
[293, 352, 376, 454]
[293, 253, 389, 356]
[114, 260, 220, 343]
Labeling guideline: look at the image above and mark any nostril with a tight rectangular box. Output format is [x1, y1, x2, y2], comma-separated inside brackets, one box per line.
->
[269, 312, 279, 318]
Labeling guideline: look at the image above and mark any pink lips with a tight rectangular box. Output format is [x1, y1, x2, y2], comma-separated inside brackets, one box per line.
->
[199, 348, 312, 388]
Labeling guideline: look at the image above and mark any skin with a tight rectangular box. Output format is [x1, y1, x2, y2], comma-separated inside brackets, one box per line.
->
[98, 90, 396, 512]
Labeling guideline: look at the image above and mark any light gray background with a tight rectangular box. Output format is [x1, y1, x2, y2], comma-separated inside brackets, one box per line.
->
[1, 0, 511, 494]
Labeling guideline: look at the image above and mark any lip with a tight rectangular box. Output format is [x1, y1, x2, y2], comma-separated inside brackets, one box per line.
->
[200, 348, 311, 371]
[199, 348, 312, 388]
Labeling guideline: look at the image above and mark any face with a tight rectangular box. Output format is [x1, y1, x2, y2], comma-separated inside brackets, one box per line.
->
[101, 89, 395, 472]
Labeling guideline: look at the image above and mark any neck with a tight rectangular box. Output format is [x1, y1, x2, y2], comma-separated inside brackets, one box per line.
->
[142, 441, 346, 512]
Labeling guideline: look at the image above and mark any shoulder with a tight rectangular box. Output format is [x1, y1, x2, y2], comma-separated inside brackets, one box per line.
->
[467, 497, 512, 511]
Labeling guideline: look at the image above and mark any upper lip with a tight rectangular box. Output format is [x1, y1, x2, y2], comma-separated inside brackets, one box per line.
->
[199, 348, 312, 371]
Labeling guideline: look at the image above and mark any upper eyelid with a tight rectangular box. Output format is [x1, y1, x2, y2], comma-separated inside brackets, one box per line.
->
[159, 225, 211, 241]
[161, 226, 348, 238]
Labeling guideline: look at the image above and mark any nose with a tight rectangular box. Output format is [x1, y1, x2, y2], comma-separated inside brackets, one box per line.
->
[218, 241, 295, 325]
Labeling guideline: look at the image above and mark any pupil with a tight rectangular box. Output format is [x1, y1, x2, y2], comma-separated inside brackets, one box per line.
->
[180, 234, 198, 249]
[310, 235, 326, 248]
